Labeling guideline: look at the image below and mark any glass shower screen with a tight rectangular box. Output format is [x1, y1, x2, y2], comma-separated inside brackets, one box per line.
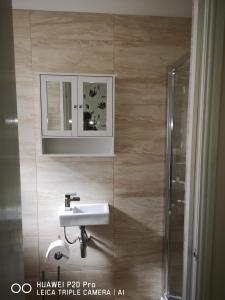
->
[163, 55, 190, 300]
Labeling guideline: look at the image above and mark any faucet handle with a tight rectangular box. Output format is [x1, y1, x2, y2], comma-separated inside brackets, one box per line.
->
[65, 193, 77, 200]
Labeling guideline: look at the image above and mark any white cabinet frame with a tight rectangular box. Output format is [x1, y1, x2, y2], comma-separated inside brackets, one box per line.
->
[41, 74, 114, 138]
[40, 73, 115, 157]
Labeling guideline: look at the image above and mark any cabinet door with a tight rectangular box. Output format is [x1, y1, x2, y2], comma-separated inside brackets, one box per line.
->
[78, 76, 113, 137]
[41, 75, 78, 136]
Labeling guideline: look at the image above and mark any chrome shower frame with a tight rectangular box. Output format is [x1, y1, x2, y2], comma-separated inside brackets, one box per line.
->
[162, 54, 190, 300]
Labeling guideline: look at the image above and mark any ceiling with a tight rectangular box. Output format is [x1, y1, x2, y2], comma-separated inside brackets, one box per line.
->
[12, 0, 192, 18]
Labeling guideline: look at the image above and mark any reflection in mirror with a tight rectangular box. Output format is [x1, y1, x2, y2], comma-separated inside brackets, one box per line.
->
[63, 82, 72, 130]
[83, 82, 107, 131]
[47, 81, 60, 130]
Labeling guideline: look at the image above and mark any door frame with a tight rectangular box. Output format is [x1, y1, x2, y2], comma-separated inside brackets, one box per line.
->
[183, 0, 225, 299]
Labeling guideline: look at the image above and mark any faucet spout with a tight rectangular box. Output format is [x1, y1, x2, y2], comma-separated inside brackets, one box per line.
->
[65, 193, 80, 210]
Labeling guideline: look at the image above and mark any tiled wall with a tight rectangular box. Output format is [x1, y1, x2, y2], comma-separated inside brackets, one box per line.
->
[13, 10, 191, 300]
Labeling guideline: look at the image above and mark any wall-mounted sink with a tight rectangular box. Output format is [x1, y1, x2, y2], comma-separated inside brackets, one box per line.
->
[59, 203, 109, 227]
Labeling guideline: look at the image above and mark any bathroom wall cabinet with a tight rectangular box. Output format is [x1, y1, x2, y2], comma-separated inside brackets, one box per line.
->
[40, 74, 115, 156]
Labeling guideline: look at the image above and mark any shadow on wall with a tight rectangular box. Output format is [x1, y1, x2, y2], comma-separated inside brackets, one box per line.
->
[25, 205, 163, 300]
[36, 206, 163, 300]
[87, 206, 163, 300]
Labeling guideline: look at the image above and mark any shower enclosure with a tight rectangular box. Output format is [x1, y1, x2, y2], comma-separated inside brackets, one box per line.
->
[162, 55, 190, 300]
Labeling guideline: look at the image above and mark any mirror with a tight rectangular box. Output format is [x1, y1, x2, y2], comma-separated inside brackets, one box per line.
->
[46, 81, 72, 131]
[83, 82, 107, 131]
[47, 81, 61, 130]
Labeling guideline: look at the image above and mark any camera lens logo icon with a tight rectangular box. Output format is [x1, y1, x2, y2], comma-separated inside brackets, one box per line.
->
[11, 283, 32, 294]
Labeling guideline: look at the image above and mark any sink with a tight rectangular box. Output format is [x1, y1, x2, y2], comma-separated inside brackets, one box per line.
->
[59, 203, 110, 227]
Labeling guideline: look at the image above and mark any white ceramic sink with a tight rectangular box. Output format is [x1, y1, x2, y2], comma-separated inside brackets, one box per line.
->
[59, 203, 109, 227]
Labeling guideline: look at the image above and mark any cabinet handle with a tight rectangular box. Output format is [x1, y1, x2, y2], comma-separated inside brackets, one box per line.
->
[74, 105, 77, 109]
[79, 105, 83, 109]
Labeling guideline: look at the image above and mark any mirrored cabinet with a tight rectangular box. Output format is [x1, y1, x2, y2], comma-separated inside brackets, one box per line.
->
[40, 74, 115, 156]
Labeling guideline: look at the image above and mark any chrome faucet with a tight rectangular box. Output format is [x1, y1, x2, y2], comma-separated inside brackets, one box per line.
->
[65, 193, 80, 210]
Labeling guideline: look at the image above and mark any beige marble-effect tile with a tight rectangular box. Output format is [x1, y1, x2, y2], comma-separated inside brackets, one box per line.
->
[115, 15, 191, 46]
[31, 38, 114, 74]
[23, 236, 39, 278]
[14, 38, 32, 82]
[113, 196, 164, 234]
[115, 79, 167, 154]
[115, 79, 166, 125]
[116, 98, 165, 123]
[115, 104, 166, 155]
[115, 120, 166, 155]
[114, 154, 165, 199]
[115, 230, 163, 270]
[114, 41, 189, 80]
[21, 190, 38, 237]
[36, 157, 113, 202]
[30, 11, 114, 41]
[19, 156, 37, 192]
[37, 192, 70, 238]
[16, 82, 34, 118]
[13, 10, 30, 40]
[18, 119, 36, 157]
[39, 226, 115, 272]
[114, 230, 163, 300]
[115, 268, 163, 300]
[115, 78, 167, 106]
[16, 81, 34, 118]
[15, 76, 32, 95]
